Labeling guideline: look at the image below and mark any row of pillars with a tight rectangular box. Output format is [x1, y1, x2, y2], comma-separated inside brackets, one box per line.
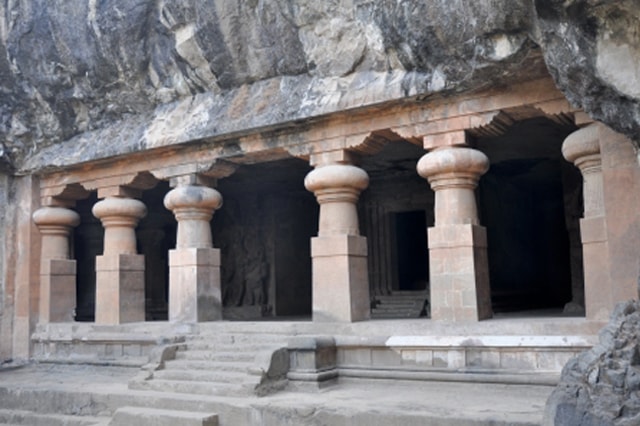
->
[33, 122, 608, 324]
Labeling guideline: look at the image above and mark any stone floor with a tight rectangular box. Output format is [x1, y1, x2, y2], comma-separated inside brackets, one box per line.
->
[0, 362, 554, 425]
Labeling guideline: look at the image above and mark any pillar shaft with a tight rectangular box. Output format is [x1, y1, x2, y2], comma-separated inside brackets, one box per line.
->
[563, 123, 611, 320]
[305, 162, 370, 322]
[164, 184, 223, 322]
[92, 196, 146, 324]
[33, 206, 80, 323]
[418, 146, 492, 322]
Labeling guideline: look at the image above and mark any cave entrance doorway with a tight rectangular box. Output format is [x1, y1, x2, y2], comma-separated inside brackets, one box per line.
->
[73, 192, 101, 322]
[359, 138, 433, 318]
[214, 158, 317, 320]
[476, 117, 584, 316]
[393, 210, 429, 292]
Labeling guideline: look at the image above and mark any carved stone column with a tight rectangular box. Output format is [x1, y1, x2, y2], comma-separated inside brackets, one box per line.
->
[32, 206, 80, 322]
[563, 123, 611, 320]
[92, 196, 147, 324]
[164, 184, 223, 323]
[417, 146, 492, 321]
[305, 160, 370, 322]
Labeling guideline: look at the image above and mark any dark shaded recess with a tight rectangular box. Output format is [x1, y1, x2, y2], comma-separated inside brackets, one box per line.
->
[136, 181, 176, 321]
[394, 210, 428, 291]
[73, 192, 101, 322]
[476, 117, 582, 313]
[214, 158, 317, 318]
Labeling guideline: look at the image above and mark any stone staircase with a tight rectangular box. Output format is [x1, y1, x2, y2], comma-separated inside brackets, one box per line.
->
[371, 290, 429, 319]
[129, 331, 290, 398]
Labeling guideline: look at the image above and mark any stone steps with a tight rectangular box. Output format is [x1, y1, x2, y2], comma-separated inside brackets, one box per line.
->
[163, 359, 253, 373]
[152, 368, 249, 383]
[130, 332, 289, 398]
[109, 406, 218, 426]
[130, 378, 252, 397]
[174, 349, 256, 362]
[372, 291, 429, 319]
[0, 408, 108, 426]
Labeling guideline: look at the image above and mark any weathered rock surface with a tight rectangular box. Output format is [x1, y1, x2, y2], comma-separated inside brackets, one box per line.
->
[544, 301, 640, 426]
[0, 0, 638, 171]
[533, 0, 640, 146]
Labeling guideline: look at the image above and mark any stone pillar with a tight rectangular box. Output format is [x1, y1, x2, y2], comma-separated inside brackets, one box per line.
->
[32, 206, 80, 322]
[563, 123, 611, 320]
[92, 196, 147, 324]
[305, 162, 370, 322]
[417, 146, 492, 321]
[164, 184, 223, 322]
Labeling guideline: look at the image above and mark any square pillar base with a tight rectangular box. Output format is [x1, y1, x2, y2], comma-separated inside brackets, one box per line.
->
[428, 224, 492, 322]
[40, 259, 77, 323]
[169, 248, 222, 323]
[95, 254, 145, 325]
[311, 235, 369, 322]
[580, 216, 612, 321]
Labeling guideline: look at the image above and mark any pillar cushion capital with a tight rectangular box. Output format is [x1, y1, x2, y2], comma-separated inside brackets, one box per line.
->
[562, 123, 600, 165]
[163, 185, 223, 213]
[92, 197, 147, 222]
[33, 206, 80, 229]
[417, 147, 489, 186]
[304, 164, 369, 196]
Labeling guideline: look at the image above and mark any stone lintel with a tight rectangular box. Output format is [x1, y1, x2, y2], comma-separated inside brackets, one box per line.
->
[574, 111, 595, 127]
[423, 130, 468, 150]
[97, 185, 142, 199]
[427, 224, 488, 249]
[309, 149, 360, 167]
[311, 235, 368, 257]
[580, 216, 607, 244]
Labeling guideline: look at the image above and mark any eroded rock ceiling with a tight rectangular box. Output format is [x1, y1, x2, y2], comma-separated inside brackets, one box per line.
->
[0, 0, 638, 170]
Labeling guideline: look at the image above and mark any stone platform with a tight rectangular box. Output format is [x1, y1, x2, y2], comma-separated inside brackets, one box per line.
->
[3, 317, 604, 425]
[0, 363, 552, 426]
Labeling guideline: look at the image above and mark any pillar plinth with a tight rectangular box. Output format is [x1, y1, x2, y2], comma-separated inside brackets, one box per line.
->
[92, 197, 146, 324]
[33, 207, 80, 322]
[563, 124, 611, 320]
[305, 163, 370, 322]
[418, 146, 492, 321]
[164, 184, 223, 323]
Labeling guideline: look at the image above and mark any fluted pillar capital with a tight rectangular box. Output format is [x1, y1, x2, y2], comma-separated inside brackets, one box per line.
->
[562, 123, 601, 176]
[33, 206, 80, 260]
[417, 146, 489, 226]
[164, 184, 222, 249]
[305, 163, 369, 237]
[92, 196, 146, 255]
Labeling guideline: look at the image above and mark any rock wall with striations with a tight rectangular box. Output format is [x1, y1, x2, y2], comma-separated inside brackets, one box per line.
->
[1, 1, 638, 172]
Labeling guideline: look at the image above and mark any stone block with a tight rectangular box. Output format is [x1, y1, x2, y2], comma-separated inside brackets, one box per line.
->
[39, 259, 76, 323]
[580, 216, 607, 244]
[500, 350, 538, 371]
[95, 254, 145, 324]
[168, 247, 222, 323]
[311, 235, 370, 322]
[109, 407, 218, 426]
[429, 225, 492, 322]
[371, 348, 402, 367]
[340, 348, 372, 366]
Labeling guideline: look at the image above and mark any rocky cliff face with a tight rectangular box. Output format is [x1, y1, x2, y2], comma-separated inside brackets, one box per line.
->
[0, 0, 638, 170]
[544, 301, 640, 426]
